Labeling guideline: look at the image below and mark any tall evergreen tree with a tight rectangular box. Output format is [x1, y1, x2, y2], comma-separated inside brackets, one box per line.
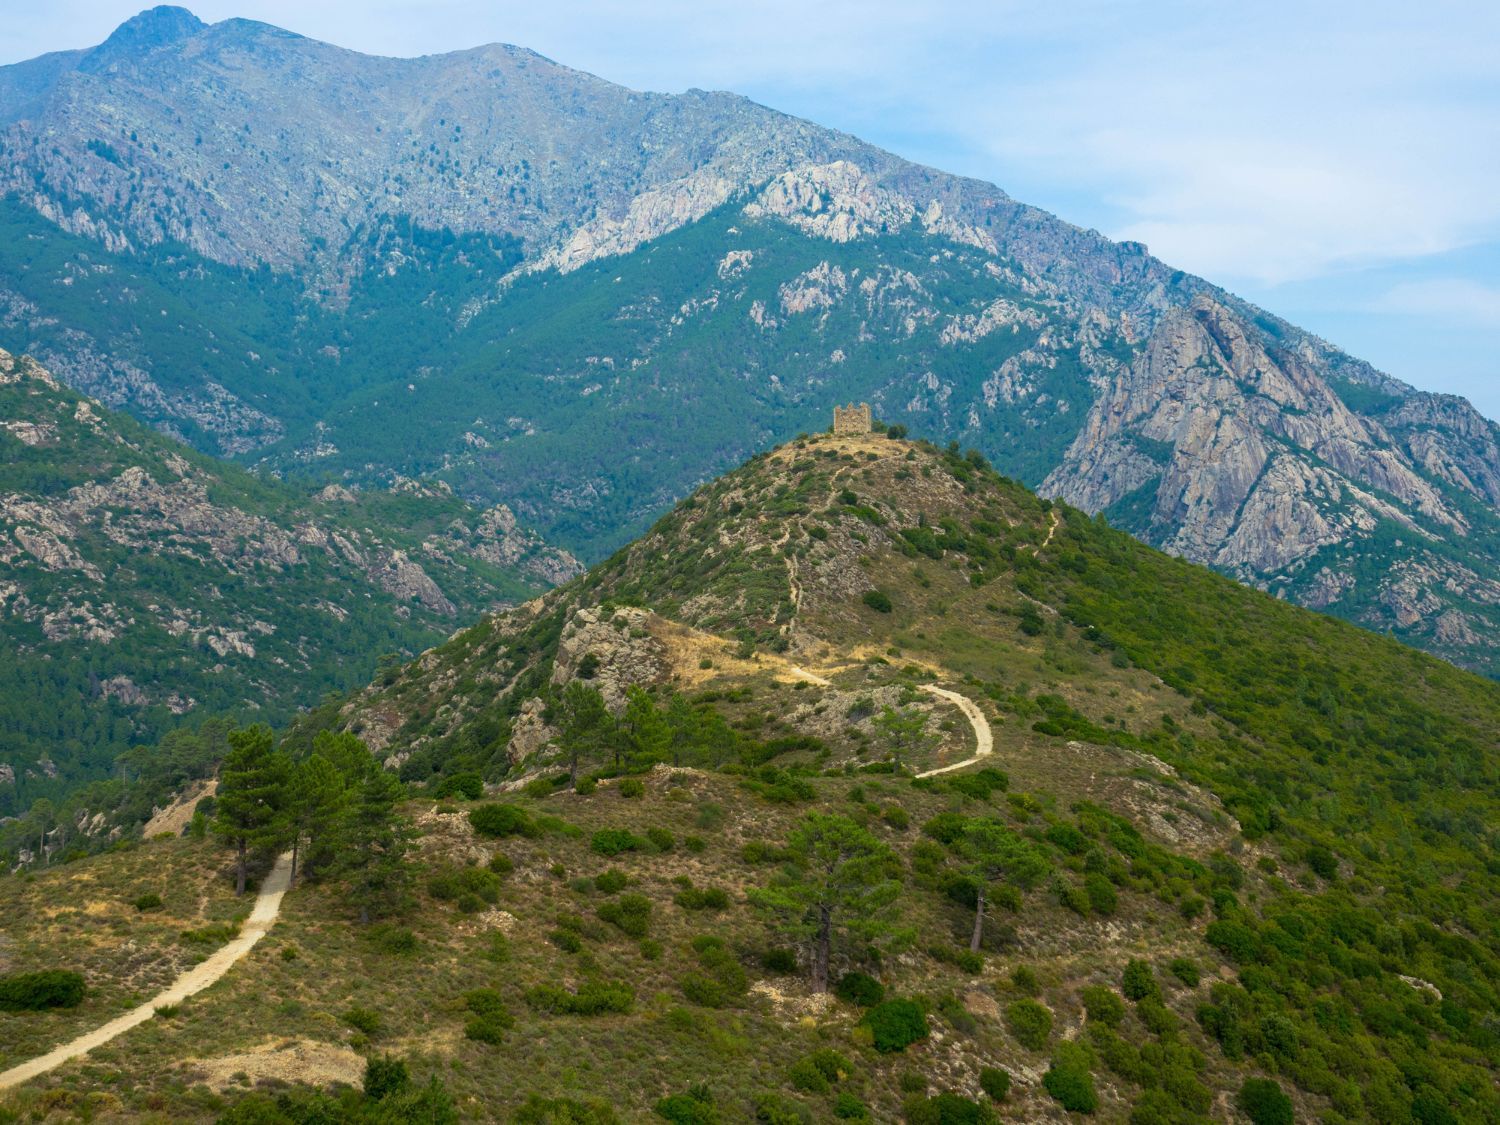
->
[622, 685, 670, 769]
[212, 725, 290, 895]
[749, 812, 906, 991]
[873, 704, 933, 772]
[338, 768, 413, 924]
[285, 753, 347, 887]
[958, 818, 1051, 952]
[555, 681, 613, 786]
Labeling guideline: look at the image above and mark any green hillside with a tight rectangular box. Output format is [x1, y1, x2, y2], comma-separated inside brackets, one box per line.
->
[0, 350, 573, 820]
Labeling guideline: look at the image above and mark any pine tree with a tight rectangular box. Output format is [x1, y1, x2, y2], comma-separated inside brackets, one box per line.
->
[958, 818, 1051, 952]
[212, 725, 290, 895]
[873, 704, 933, 772]
[749, 812, 907, 991]
[338, 768, 413, 924]
[285, 753, 347, 887]
[556, 681, 613, 786]
[622, 685, 669, 769]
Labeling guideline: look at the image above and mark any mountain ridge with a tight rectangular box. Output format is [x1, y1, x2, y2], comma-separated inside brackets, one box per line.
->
[2, 8, 1499, 679]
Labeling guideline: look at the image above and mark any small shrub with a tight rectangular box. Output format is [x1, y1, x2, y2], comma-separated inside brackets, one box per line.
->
[132, 892, 164, 912]
[903, 1093, 998, 1124]
[525, 979, 634, 1016]
[595, 868, 628, 894]
[487, 852, 514, 876]
[363, 1055, 410, 1101]
[468, 803, 537, 838]
[1305, 845, 1338, 881]
[979, 1067, 1011, 1102]
[515, 1094, 621, 1123]
[754, 1093, 812, 1124]
[1084, 873, 1117, 916]
[366, 924, 417, 955]
[647, 826, 675, 851]
[1081, 985, 1125, 1027]
[900, 1072, 930, 1095]
[591, 828, 641, 856]
[833, 1092, 870, 1119]
[882, 805, 910, 830]
[1168, 958, 1200, 987]
[1043, 1047, 1098, 1114]
[834, 971, 885, 1008]
[429, 865, 502, 905]
[598, 893, 652, 938]
[684, 835, 706, 853]
[787, 1058, 830, 1095]
[1005, 998, 1053, 1051]
[640, 939, 663, 960]
[762, 948, 798, 974]
[575, 777, 599, 796]
[937, 991, 978, 1034]
[674, 884, 729, 910]
[861, 998, 929, 1053]
[619, 778, 646, 800]
[655, 1084, 720, 1124]
[549, 929, 583, 953]
[1122, 959, 1159, 1002]
[342, 1006, 382, 1036]
[1238, 1079, 1294, 1125]
[0, 972, 86, 1014]
[1010, 966, 1040, 995]
[862, 589, 893, 614]
[433, 772, 483, 800]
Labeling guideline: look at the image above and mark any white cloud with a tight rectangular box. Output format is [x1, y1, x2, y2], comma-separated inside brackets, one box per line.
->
[1375, 279, 1500, 326]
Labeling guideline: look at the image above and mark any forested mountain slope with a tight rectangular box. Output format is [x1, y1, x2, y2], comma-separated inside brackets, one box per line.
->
[1, 430, 1495, 1122]
[2, 6, 1499, 676]
[0, 349, 576, 815]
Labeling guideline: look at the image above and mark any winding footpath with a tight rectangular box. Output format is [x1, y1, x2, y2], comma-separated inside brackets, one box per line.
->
[0, 852, 293, 1091]
[915, 685, 995, 778]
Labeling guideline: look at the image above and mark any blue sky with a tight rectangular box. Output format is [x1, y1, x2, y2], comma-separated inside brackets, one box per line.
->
[8, 1, 1499, 417]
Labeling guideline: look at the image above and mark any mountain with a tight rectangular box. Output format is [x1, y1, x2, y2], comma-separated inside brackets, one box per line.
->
[0, 348, 578, 815]
[4, 429, 1493, 1121]
[2, 7, 1500, 679]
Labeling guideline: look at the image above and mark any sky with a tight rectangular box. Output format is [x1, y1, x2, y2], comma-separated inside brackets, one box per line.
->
[7, 1, 1499, 417]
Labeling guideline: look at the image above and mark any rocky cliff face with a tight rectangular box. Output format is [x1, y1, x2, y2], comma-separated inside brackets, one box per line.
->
[3, 8, 1499, 676]
[0, 347, 578, 810]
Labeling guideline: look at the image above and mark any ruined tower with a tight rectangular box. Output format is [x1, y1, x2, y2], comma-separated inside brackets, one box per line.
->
[832, 403, 873, 434]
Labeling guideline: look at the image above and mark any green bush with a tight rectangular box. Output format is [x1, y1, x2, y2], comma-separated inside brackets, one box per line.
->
[833, 1092, 870, 1119]
[655, 1084, 720, 1124]
[429, 865, 502, 905]
[1121, 959, 1159, 1002]
[834, 971, 885, 1008]
[681, 935, 747, 1008]
[524, 776, 557, 799]
[862, 589, 894, 614]
[487, 852, 514, 876]
[433, 772, 483, 800]
[0, 970, 85, 1011]
[787, 1058, 831, 1095]
[365, 924, 418, 955]
[468, 803, 537, 838]
[1237, 1079, 1294, 1125]
[363, 1055, 410, 1101]
[978, 1067, 1011, 1102]
[1081, 985, 1125, 1027]
[754, 1093, 813, 1124]
[575, 776, 599, 795]
[1084, 873, 1118, 915]
[132, 892, 163, 912]
[1005, 998, 1053, 1050]
[342, 1006, 382, 1036]
[674, 884, 729, 910]
[762, 948, 798, 974]
[524, 979, 634, 1016]
[594, 868, 628, 894]
[860, 998, 929, 1053]
[590, 828, 641, 856]
[1043, 1042, 1098, 1114]
[619, 778, 646, 799]
[646, 826, 675, 850]
[902, 1093, 998, 1124]
[1010, 966, 1040, 995]
[1167, 957, 1199, 987]
[598, 893, 652, 938]
[514, 1094, 621, 1123]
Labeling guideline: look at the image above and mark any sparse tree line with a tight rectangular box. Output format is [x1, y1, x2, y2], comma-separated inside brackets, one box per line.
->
[211, 726, 412, 922]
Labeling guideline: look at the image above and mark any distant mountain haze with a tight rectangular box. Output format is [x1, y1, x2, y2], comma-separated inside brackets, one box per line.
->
[3, 6, 1500, 677]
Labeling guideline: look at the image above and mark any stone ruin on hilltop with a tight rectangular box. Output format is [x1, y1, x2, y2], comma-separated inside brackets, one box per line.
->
[833, 403, 872, 434]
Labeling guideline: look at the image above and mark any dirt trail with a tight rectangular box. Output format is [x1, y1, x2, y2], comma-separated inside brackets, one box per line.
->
[0, 852, 293, 1091]
[916, 685, 995, 777]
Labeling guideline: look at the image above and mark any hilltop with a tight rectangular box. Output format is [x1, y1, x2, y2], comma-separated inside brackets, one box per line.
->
[0, 429, 1495, 1121]
[0, 349, 577, 823]
[1, 10, 1498, 673]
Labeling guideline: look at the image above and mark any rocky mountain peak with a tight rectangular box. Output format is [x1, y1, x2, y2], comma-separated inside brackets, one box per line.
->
[80, 6, 206, 72]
